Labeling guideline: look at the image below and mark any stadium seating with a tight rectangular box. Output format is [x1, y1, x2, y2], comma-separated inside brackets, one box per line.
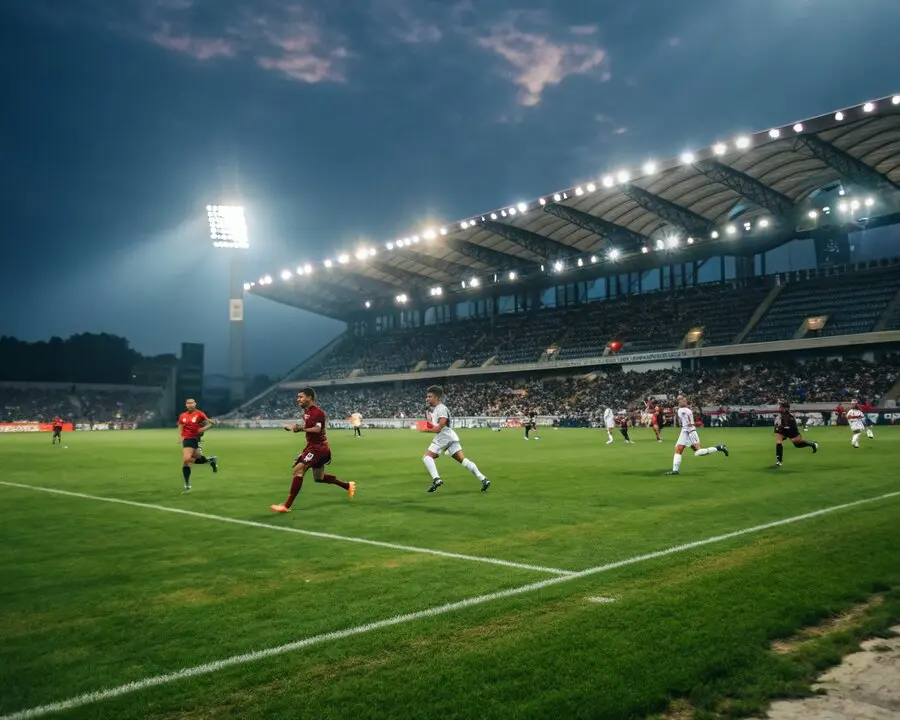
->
[238, 356, 900, 421]
[0, 385, 161, 424]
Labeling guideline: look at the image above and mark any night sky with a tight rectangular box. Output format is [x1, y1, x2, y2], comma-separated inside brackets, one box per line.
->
[2, 0, 899, 377]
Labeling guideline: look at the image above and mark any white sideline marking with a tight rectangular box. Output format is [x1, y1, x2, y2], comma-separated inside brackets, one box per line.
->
[0, 481, 573, 576]
[3, 489, 898, 720]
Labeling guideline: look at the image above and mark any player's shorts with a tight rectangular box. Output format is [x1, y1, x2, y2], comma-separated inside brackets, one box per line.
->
[182, 437, 201, 450]
[52, 426, 62, 435]
[295, 447, 332, 469]
[677, 429, 700, 447]
[605, 422, 616, 430]
[849, 421, 865, 432]
[428, 435, 462, 457]
[775, 424, 800, 440]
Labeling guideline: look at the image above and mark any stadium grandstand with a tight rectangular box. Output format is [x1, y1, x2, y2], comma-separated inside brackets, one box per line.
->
[230, 94, 900, 423]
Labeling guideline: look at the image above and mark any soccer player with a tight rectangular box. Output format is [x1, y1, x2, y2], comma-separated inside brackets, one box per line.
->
[603, 407, 616, 444]
[845, 398, 874, 448]
[618, 414, 634, 444]
[270, 388, 355, 513]
[651, 405, 664, 442]
[177, 399, 218, 492]
[421, 385, 490, 493]
[350, 411, 363, 438]
[773, 400, 818, 467]
[666, 395, 729, 476]
[523, 411, 540, 440]
[51, 416, 64, 445]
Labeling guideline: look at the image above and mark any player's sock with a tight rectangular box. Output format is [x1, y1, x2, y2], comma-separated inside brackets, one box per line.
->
[194, 456, 208, 465]
[318, 474, 350, 490]
[182, 466, 191, 485]
[695, 446, 718, 456]
[672, 454, 682, 473]
[852, 432, 861, 447]
[776, 443, 784, 463]
[285, 476, 303, 508]
[794, 440, 813, 450]
[423, 455, 440, 480]
[462, 458, 485, 481]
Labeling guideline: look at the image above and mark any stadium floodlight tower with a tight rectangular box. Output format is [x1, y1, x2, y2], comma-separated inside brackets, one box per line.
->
[207, 204, 249, 405]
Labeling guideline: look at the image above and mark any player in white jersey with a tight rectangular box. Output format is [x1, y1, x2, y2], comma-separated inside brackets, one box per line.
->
[603, 407, 616, 444]
[666, 395, 729, 475]
[421, 385, 490, 493]
[846, 399, 874, 448]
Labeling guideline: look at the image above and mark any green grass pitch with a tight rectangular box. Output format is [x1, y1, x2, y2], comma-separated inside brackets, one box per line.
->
[1, 425, 898, 719]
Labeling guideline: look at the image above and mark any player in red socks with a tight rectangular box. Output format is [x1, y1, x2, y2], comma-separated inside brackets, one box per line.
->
[270, 387, 355, 512]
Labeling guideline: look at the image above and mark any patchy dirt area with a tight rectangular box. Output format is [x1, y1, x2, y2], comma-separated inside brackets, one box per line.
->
[766, 625, 900, 720]
[771, 596, 885, 654]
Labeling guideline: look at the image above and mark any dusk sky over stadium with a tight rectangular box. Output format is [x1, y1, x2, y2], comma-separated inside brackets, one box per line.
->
[1, 0, 899, 376]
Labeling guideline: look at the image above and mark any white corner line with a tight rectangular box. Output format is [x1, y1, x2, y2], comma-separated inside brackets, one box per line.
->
[0, 481, 574, 577]
[2, 489, 897, 720]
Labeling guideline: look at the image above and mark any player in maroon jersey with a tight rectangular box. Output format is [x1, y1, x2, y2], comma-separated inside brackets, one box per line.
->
[270, 387, 356, 513]
[50, 416, 65, 445]
[177, 398, 218, 492]
[651, 406, 664, 442]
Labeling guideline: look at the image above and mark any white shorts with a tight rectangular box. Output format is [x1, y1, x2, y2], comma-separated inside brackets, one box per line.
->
[428, 436, 462, 457]
[849, 421, 865, 432]
[677, 429, 700, 448]
[605, 422, 615, 430]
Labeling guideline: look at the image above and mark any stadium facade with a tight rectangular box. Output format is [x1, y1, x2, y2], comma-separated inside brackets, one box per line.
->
[237, 94, 900, 411]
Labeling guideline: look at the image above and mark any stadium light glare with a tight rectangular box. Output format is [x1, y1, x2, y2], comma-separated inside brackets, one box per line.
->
[586, 182, 597, 192]
[712, 143, 727, 156]
[577, 258, 584, 267]
[808, 210, 818, 219]
[667, 236, 679, 248]
[616, 170, 630, 184]
[470, 277, 480, 287]
[768, 128, 781, 139]
[793, 123, 804, 133]
[368, 247, 377, 256]
[395, 294, 408, 303]
[412, 235, 420, 243]
[553, 261, 564, 272]
[243, 282, 251, 291]
[726, 224, 737, 235]
[423, 229, 436, 240]
[508, 207, 517, 216]
[834, 111, 844, 121]
[590, 254, 599, 263]
[553, 193, 562, 202]
[386, 242, 394, 250]
[850, 200, 860, 211]
[608, 249, 620, 261]
[893, 95, 900, 105]
[460, 221, 469, 229]
[863, 102, 875, 112]
[865, 197, 875, 207]
[758, 218, 770, 228]
[430, 286, 443, 297]
[539, 198, 547, 205]
[839, 202, 849, 213]
[303, 264, 312, 275]
[296, 265, 305, 275]
[490, 212, 498, 220]
[602, 175, 614, 188]
[711, 230, 719, 239]
[324, 259, 333, 268]
[355, 249, 367, 261]
[575, 186, 584, 196]
[364, 301, 371, 308]
[656, 239, 665, 250]
[440, 227, 447, 235]
[262, 275, 272, 285]
[734, 136, 751, 149]
[642, 161, 657, 175]
[686, 237, 695, 245]
[280, 269, 292, 280]
[508, 271, 517, 280]
[641, 246, 650, 254]
[207, 204, 249, 250]
[680, 152, 695, 164]
[337, 254, 350, 264]
[517, 202, 528, 213]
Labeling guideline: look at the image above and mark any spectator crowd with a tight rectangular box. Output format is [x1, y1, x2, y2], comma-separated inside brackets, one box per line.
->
[0, 385, 161, 424]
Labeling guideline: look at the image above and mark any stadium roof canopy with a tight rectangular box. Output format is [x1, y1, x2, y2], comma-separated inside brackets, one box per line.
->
[251, 93, 900, 321]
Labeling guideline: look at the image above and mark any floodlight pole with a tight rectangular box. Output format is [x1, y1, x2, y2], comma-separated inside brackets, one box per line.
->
[228, 254, 246, 405]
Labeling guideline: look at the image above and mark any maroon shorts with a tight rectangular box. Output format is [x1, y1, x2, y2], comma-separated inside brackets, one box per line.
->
[294, 447, 332, 469]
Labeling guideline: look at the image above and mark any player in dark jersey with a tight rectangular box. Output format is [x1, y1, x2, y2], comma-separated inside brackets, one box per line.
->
[51, 416, 64, 445]
[523, 412, 540, 440]
[177, 398, 218, 492]
[270, 387, 355, 513]
[774, 400, 818, 467]
[618, 414, 633, 444]
[651, 406, 663, 442]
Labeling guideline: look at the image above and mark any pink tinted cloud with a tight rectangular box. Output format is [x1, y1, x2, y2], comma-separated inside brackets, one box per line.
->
[477, 17, 608, 107]
[150, 22, 235, 60]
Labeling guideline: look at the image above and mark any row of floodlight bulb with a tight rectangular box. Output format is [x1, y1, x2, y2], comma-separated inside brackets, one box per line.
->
[807, 197, 875, 219]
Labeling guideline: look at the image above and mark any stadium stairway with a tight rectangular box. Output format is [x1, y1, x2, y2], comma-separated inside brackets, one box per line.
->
[873, 286, 900, 332]
[732, 284, 784, 345]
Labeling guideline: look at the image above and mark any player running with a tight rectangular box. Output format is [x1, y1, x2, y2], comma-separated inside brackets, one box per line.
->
[523, 411, 540, 440]
[666, 395, 728, 476]
[846, 399, 874, 448]
[177, 398, 218, 492]
[618, 414, 634, 444]
[603, 407, 616, 444]
[270, 388, 355, 513]
[51, 416, 64, 445]
[773, 400, 818, 467]
[350, 411, 362, 438]
[651, 405, 664, 442]
[421, 385, 490, 493]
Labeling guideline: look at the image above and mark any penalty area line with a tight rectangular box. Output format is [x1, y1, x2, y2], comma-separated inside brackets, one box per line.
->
[0, 481, 573, 577]
[3, 489, 898, 720]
